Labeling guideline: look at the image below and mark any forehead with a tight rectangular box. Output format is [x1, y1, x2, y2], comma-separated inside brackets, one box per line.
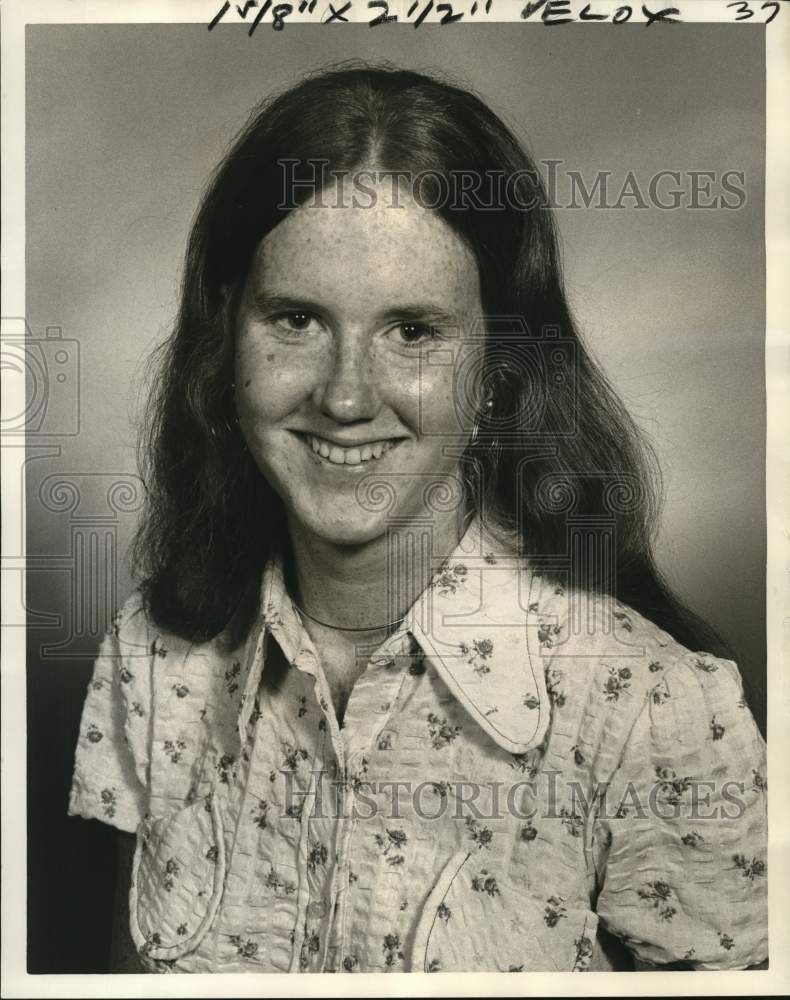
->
[249, 182, 482, 316]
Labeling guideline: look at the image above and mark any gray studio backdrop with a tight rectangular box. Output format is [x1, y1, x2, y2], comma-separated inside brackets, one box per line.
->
[24, 17, 766, 972]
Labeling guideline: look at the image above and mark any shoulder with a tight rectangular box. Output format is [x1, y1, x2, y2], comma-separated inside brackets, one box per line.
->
[525, 569, 681, 690]
[94, 590, 212, 716]
[523, 571, 763, 774]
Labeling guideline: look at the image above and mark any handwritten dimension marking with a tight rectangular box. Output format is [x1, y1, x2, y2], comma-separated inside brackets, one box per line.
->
[206, 0, 784, 30]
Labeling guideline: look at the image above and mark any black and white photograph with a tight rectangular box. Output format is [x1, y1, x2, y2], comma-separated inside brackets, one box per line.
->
[2, 0, 788, 994]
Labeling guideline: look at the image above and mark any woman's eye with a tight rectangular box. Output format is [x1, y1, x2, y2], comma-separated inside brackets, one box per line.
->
[273, 312, 317, 334]
[396, 322, 441, 348]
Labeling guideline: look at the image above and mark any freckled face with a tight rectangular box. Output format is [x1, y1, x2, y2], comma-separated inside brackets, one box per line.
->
[234, 182, 484, 545]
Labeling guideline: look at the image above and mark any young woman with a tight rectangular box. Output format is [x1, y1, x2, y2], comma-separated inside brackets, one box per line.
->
[68, 64, 767, 974]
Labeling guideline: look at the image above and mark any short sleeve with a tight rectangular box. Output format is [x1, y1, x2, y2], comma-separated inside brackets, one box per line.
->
[592, 651, 768, 970]
[68, 593, 154, 833]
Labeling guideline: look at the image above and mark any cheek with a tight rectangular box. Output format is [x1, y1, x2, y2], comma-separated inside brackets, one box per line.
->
[234, 341, 314, 426]
[411, 367, 471, 439]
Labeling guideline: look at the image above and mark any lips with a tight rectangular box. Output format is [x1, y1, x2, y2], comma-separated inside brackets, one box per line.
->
[297, 432, 402, 466]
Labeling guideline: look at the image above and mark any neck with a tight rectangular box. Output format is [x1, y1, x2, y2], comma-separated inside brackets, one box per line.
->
[285, 508, 472, 636]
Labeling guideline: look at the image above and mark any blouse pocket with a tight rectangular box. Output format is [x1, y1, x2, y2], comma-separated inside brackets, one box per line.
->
[412, 850, 598, 973]
[129, 792, 226, 962]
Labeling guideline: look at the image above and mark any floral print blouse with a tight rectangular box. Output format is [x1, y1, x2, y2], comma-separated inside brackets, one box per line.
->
[68, 518, 768, 973]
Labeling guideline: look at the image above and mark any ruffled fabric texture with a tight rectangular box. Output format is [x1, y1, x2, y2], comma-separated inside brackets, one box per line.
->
[69, 523, 767, 973]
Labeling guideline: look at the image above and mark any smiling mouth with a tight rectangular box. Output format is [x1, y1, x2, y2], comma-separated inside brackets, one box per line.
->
[294, 432, 403, 467]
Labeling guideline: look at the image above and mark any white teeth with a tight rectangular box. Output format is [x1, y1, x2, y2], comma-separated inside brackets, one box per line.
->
[305, 434, 398, 464]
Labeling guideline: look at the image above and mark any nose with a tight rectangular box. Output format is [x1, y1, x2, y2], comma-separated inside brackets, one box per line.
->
[313, 332, 381, 423]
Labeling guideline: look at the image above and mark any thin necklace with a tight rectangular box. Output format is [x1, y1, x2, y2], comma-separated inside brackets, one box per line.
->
[292, 599, 405, 633]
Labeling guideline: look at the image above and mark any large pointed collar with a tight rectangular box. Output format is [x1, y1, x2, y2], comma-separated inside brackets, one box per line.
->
[237, 517, 550, 755]
[404, 518, 550, 754]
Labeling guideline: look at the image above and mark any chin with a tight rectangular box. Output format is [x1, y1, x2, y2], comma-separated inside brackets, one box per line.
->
[290, 505, 394, 548]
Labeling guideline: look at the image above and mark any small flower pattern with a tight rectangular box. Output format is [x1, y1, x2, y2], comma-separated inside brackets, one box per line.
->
[654, 766, 693, 806]
[69, 525, 768, 974]
[230, 935, 259, 959]
[215, 753, 236, 784]
[651, 682, 671, 706]
[281, 742, 309, 771]
[560, 807, 584, 838]
[374, 828, 408, 866]
[603, 665, 632, 702]
[637, 881, 677, 921]
[612, 610, 633, 632]
[225, 661, 241, 695]
[544, 895, 567, 927]
[538, 622, 562, 648]
[752, 769, 767, 793]
[459, 637, 495, 675]
[265, 866, 297, 895]
[251, 798, 269, 830]
[465, 815, 494, 849]
[350, 757, 369, 792]
[520, 820, 538, 843]
[100, 787, 117, 818]
[299, 930, 320, 969]
[733, 854, 765, 881]
[471, 870, 500, 897]
[573, 933, 594, 970]
[546, 668, 566, 707]
[163, 738, 186, 764]
[382, 932, 404, 967]
[162, 858, 180, 892]
[427, 712, 461, 749]
[433, 562, 468, 596]
[510, 752, 539, 776]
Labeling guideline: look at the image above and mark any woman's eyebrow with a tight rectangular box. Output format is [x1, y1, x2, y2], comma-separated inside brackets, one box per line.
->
[251, 292, 327, 317]
[378, 304, 462, 327]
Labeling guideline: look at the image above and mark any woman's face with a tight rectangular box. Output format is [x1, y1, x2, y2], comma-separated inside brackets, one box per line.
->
[234, 180, 484, 546]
